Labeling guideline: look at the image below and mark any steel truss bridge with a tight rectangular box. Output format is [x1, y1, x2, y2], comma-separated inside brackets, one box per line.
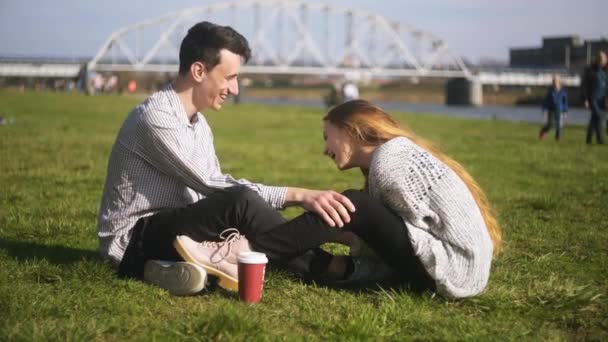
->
[0, 0, 580, 86]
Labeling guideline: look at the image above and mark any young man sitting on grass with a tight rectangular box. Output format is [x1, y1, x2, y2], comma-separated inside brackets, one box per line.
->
[97, 21, 355, 295]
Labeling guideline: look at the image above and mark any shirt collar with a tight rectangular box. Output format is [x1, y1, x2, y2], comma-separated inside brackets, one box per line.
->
[163, 82, 189, 124]
[165, 82, 200, 127]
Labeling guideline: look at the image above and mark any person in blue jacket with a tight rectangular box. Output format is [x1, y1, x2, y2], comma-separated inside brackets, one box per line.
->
[539, 74, 568, 141]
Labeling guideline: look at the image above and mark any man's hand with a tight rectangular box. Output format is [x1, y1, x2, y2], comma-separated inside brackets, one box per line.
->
[286, 188, 356, 228]
[585, 100, 589, 109]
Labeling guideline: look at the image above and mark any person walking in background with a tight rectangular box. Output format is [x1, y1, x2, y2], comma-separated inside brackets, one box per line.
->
[324, 82, 344, 108]
[581, 50, 607, 145]
[342, 80, 360, 102]
[539, 75, 568, 141]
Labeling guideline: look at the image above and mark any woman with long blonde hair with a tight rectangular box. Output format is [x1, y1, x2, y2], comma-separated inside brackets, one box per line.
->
[244, 99, 502, 298]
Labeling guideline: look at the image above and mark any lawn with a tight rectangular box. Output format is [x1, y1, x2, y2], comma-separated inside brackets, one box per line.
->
[0, 89, 606, 340]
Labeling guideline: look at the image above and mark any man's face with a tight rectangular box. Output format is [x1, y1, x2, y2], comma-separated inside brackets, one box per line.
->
[193, 49, 241, 111]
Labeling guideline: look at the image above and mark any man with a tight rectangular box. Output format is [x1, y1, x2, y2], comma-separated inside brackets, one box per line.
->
[98, 22, 354, 295]
[582, 50, 607, 144]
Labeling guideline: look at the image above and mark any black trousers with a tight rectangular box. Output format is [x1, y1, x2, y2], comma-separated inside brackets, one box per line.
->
[119, 187, 434, 291]
[539, 111, 563, 140]
[118, 186, 332, 279]
[254, 189, 435, 291]
[586, 97, 606, 144]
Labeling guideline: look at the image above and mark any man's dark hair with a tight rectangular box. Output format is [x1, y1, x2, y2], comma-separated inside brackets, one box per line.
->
[178, 21, 251, 75]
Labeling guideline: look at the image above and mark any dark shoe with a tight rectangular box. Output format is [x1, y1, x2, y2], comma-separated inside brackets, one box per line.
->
[321, 256, 397, 288]
[269, 248, 329, 282]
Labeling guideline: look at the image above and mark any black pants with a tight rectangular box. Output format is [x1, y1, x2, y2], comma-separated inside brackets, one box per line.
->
[254, 190, 436, 291]
[586, 98, 606, 144]
[118, 186, 334, 279]
[539, 111, 563, 140]
[119, 187, 434, 291]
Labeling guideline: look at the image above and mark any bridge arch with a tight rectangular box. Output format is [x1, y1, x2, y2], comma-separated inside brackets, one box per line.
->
[88, 0, 471, 78]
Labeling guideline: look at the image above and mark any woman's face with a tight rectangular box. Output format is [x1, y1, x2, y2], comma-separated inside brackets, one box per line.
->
[323, 121, 358, 170]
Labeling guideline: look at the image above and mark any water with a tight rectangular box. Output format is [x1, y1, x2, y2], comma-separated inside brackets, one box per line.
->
[242, 97, 590, 126]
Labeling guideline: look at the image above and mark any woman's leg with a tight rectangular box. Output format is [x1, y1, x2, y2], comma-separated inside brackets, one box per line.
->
[252, 189, 435, 290]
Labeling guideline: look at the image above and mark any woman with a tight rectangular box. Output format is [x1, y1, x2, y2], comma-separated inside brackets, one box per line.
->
[177, 100, 501, 298]
[254, 99, 501, 297]
[318, 99, 501, 298]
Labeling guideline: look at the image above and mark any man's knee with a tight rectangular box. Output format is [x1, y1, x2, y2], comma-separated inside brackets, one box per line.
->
[224, 186, 268, 209]
[224, 185, 257, 200]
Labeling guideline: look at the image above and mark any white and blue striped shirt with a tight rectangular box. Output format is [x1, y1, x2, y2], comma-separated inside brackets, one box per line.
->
[97, 84, 287, 266]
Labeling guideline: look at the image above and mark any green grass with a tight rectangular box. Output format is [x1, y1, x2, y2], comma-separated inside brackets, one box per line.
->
[1, 89, 607, 341]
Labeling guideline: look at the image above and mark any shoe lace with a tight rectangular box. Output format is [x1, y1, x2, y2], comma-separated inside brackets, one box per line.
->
[201, 228, 242, 263]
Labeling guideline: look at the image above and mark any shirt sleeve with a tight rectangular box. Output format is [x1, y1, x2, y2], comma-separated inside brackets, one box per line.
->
[134, 107, 287, 209]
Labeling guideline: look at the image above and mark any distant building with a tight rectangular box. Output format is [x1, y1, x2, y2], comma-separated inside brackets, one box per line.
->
[510, 35, 608, 70]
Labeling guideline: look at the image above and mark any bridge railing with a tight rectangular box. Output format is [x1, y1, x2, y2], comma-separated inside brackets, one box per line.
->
[473, 67, 581, 86]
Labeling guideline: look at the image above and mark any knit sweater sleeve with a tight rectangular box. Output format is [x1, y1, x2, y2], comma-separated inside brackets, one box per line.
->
[369, 138, 445, 231]
[368, 137, 493, 298]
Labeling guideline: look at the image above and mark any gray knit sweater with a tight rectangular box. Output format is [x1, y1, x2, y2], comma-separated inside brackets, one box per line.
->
[368, 137, 493, 298]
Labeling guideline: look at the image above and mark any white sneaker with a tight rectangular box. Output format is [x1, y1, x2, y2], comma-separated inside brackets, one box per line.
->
[143, 260, 207, 296]
[174, 228, 251, 292]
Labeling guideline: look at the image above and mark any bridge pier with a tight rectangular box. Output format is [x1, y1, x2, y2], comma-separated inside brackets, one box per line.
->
[445, 77, 483, 106]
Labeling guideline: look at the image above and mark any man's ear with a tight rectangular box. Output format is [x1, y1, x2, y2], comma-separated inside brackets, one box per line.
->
[191, 62, 206, 82]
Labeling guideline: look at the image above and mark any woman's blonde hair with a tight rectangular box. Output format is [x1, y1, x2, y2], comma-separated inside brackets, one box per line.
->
[324, 100, 502, 255]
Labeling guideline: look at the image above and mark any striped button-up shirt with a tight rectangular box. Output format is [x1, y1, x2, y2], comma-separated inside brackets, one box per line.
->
[97, 84, 287, 266]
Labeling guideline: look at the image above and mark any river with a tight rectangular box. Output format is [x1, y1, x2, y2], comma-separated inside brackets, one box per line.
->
[242, 97, 590, 126]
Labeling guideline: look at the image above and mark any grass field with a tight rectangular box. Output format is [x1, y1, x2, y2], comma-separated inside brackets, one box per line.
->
[1, 89, 607, 341]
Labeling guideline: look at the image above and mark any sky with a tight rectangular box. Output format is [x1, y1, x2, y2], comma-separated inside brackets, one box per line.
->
[0, 0, 605, 63]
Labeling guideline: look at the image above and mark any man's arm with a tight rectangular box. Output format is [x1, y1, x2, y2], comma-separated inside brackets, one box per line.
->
[135, 108, 285, 207]
[136, 108, 355, 224]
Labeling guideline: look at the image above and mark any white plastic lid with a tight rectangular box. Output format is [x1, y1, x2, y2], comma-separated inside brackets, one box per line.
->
[238, 251, 268, 264]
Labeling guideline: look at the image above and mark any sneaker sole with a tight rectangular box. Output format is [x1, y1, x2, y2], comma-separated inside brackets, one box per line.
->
[173, 239, 239, 292]
[143, 260, 207, 296]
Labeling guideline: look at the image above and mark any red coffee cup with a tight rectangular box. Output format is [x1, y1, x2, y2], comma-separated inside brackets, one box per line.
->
[237, 252, 268, 303]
